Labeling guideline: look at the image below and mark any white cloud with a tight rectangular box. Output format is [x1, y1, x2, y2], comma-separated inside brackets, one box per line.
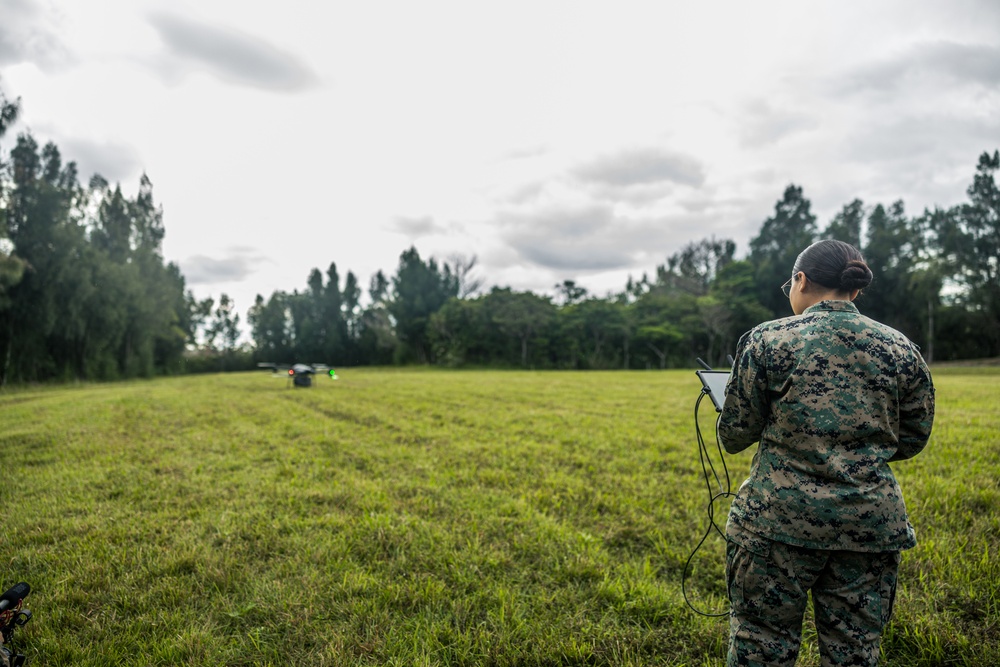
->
[2, 0, 998, 316]
[573, 148, 705, 189]
[496, 198, 723, 276]
[0, 0, 70, 69]
[389, 215, 441, 238]
[837, 41, 1000, 97]
[59, 136, 143, 184]
[179, 247, 269, 285]
[738, 99, 820, 149]
[146, 11, 319, 91]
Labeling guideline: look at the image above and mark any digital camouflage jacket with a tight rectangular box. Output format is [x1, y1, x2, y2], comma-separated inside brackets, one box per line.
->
[720, 299, 935, 552]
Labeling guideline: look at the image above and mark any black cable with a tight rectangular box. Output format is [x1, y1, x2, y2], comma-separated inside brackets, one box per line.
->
[682, 389, 735, 618]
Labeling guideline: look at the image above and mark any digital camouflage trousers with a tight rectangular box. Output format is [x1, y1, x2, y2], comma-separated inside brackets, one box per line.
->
[726, 536, 900, 666]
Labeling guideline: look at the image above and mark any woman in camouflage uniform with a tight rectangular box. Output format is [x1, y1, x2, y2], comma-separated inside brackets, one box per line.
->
[719, 239, 935, 666]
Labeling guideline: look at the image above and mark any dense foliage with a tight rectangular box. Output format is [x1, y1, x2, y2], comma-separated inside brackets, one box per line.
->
[2, 80, 998, 381]
[0, 89, 189, 385]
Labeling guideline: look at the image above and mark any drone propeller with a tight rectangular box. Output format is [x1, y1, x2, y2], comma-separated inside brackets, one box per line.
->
[257, 362, 337, 382]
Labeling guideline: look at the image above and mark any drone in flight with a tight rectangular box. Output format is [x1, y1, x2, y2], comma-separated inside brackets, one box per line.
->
[258, 362, 338, 388]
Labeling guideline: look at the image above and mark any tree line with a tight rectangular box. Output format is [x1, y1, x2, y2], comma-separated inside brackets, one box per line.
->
[242, 152, 998, 370]
[2, 82, 998, 382]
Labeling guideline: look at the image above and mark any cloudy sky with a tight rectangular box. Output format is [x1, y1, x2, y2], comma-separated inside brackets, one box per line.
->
[2, 0, 999, 317]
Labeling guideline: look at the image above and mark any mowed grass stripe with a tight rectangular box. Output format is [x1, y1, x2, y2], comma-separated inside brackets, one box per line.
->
[0, 368, 996, 666]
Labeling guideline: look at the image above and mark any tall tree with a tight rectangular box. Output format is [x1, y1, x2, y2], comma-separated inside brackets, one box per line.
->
[117, 173, 182, 376]
[0, 88, 25, 312]
[91, 183, 132, 264]
[448, 253, 484, 299]
[555, 279, 588, 305]
[356, 270, 395, 365]
[1, 136, 79, 382]
[932, 150, 1000, 355]
[132, 173, 165, 255]
[248, 292, 292, 361]
[749, 185, 818, 317]
[0, 84, 18, 138]
[824, 199, 865, 248]
[153, 262, 190, 373]
[388, 247, 459, 363]
[861, 201, 921, 337]
[206, 293, 241, 358]
[342, 270, 361, 340]
[292, 268, 326, 362]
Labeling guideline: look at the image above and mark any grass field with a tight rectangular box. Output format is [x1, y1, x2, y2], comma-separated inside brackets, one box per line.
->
[0, 367, 997, 666]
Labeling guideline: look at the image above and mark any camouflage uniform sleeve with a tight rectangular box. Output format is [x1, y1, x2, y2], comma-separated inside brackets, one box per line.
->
[889, 342, 935, 462]
[719, 328, 769, 454]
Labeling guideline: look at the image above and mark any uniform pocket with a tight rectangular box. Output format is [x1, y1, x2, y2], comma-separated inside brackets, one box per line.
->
[878, 551, 901, 626]
[726, 538, 771, 613]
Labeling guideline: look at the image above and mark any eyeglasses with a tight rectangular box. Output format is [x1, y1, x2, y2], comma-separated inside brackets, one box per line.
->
[780, 272, 806, 298]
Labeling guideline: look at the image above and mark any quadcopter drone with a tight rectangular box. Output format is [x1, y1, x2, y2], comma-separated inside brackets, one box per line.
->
[257, 362, 338, 388]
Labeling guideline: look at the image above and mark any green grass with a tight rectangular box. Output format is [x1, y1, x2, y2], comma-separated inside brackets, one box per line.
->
[0, 367, 997, 666]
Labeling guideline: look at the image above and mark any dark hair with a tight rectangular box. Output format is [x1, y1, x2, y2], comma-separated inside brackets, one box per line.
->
[792, 240, 873, 292]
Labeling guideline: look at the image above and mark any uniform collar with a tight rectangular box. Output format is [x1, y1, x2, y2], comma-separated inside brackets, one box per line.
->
[803, 299, 859, 315]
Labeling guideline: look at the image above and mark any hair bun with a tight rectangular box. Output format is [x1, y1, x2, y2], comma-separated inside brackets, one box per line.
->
[840, 260, 873, 291]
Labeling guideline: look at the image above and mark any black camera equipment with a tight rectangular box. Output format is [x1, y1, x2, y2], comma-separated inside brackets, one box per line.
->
[0, 582, 32, 667]
[682, 358, 734, 618]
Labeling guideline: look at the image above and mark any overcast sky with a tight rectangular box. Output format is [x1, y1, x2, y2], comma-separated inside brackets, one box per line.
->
[2, 0, 999, 317]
